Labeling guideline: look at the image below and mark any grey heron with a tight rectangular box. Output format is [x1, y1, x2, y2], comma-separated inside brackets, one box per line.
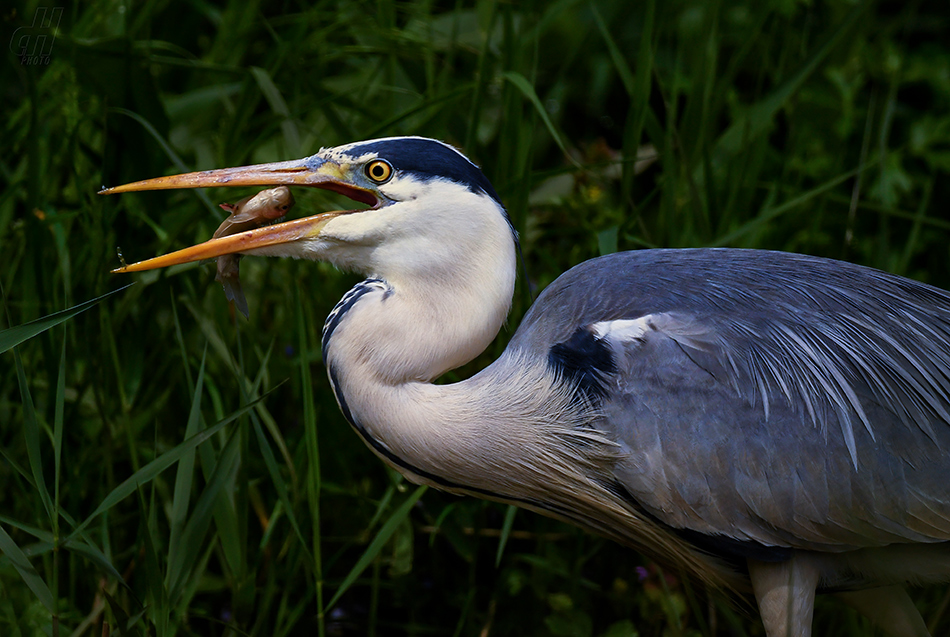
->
[101, 136, 950, 637]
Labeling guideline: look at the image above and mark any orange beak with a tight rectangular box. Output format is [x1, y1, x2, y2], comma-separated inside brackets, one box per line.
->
[100, 155, 375, 273]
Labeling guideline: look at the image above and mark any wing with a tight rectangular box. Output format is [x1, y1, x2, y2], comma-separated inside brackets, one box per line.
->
[512, 248, 950, 552]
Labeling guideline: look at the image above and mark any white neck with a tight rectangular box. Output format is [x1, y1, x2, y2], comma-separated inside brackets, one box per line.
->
[320, 197, 612, 518]
[319, 182, 520, 477]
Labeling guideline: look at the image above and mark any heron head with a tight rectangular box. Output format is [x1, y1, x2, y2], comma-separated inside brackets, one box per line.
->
[101, 136, 515, 281]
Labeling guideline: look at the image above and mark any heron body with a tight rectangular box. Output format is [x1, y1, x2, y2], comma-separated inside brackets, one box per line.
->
[104, 137, 950, 636]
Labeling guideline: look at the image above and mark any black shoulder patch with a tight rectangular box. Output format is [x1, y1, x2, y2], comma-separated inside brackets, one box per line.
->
[548, 327, 617, 402]
[322, 279, 390, 363]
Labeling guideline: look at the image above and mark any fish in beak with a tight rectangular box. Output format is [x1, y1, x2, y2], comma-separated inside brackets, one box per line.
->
[99, 155, 379, 273]
[212, 186, 296, 318]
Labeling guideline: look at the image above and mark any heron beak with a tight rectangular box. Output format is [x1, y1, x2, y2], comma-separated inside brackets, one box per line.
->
[108, 212, 348, 273]
[100, 155, 375, 273]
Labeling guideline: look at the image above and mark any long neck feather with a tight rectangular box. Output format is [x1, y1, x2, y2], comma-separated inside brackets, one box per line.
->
[328, 338, 739, 591]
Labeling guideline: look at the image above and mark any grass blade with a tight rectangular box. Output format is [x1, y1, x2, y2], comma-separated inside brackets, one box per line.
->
[0, 512, 123, 584]
[590, 2, 633, 95]
[108, 107, 216, 213]
[250, 66, 300, 156]
[495, 504, 517, 567]
[15, 348, 54, 523]
[296, 286, 324, 635]
[65, 391, 273, 544]
[326, 485, 427, 612]
[0, 516, 124, 584]
[252, 416, 313, 562]
[53, 332, 65, 525]
[501, 72, 579, 168]
[712, 2, 867, 162]
[0, 284, 132, 354]
[166, 426, 242, 598]
[0, 524, 55, 613]
[165, 344, 208, 588]
[712, 167, 861, 247]
[52, 330, 66, 635]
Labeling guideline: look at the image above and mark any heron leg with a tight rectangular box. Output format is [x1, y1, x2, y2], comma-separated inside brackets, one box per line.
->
[835, 586, 930, 637]
[748, 556, 820, 637]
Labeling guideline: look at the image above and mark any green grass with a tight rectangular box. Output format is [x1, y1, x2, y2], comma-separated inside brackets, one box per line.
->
[3, 0, 950, 634]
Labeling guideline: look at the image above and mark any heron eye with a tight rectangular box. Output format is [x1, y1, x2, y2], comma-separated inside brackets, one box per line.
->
[365, 159, 393, 184]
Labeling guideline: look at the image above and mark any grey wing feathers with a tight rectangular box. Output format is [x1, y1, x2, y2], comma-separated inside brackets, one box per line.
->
[512, 249, 950, 550]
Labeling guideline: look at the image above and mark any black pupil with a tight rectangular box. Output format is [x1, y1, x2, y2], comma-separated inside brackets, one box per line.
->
[372, 164, 386, 179]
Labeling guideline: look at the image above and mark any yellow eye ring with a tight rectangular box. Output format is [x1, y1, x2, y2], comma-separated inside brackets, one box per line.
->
[365, 159, 394, 184]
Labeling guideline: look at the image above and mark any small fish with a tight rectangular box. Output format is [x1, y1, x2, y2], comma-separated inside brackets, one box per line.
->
[213, 186, 295, 318]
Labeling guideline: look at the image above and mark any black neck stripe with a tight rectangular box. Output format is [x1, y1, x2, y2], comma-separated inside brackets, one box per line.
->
[322, 278, 389, 364]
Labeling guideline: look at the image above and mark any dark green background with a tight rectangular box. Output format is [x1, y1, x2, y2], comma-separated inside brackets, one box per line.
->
[3, 0, 950, 634]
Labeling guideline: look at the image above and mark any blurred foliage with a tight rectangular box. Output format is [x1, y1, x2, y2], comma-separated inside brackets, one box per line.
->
[2, 0, 950, 635]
